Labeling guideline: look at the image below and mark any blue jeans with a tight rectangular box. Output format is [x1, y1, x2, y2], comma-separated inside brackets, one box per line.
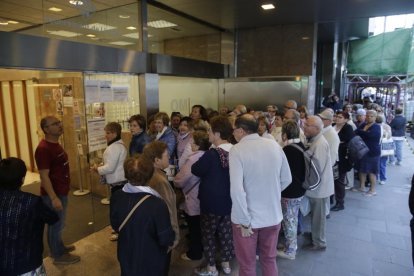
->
[390, 139, 403, 163]
[42, 195, 68, 258]
[379, 156, 388, 181]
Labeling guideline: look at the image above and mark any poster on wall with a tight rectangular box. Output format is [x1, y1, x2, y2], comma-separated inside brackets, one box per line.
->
[85, 80, 100, 104]
[113, 86, 129, 102]
[63, 96, 73, 107]
[62, 84, 73, 97]
[52, 88, 62, 101]
[73, 115, 81, 130]
[56, 101, 63, 115]
[62, 84, 74, 107]
[73, 99, 80, 114]
[87, 118, 106, 152]
[99, 81, 113, 102]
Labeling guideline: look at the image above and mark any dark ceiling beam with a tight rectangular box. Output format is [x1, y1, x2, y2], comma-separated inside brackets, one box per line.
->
[147, 0, 227, 33]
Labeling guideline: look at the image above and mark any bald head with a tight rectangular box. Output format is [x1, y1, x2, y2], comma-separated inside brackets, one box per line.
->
[284, 100, 297, 110]
[304, 115, 323, 139]
[234, 104, 247, 115]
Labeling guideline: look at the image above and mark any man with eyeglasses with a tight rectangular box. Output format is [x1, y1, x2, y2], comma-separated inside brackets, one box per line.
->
[35, 116, 80, 265]
[229, 114, 291, 276]
[302, 116, 334, 251]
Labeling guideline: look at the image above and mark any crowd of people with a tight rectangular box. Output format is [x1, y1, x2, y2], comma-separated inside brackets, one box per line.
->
[0, 98, 408, 276]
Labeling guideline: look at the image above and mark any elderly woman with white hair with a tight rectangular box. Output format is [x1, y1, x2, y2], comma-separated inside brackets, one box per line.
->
[353, 110, 381, 196]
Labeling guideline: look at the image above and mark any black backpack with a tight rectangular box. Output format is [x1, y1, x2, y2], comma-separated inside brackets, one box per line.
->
[290, 144, 321, 191]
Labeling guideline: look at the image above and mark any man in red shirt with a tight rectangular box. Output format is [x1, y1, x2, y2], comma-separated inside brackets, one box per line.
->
[35, 116, 80, 265]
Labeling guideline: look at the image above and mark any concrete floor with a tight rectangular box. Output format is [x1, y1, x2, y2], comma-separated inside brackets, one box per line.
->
[42, 138, 414, 276]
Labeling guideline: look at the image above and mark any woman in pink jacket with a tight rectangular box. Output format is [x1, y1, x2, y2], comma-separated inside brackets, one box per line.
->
[174, 130, 211, 261]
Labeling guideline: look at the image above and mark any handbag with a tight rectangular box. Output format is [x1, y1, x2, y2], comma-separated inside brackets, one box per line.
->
[118, 194, 151, 232]
[347, 135, 369, 162]
[381, 137, 395, 156]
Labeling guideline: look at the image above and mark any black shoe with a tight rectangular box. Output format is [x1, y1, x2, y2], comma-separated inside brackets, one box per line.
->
[303, 244, 327, 251]
[303, 232, 312, 239]
[331, 205, 344, 211]
[326, 214, 331, 219]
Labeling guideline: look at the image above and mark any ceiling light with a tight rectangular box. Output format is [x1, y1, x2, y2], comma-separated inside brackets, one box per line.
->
[109, 41, 134, 46]
[7, 20, 19, 24]
[91, 37, 99, 40]
[83, 23, 116, 31]
[119, 15, 130, 19]
[69, 0, 83, 6]
[86, 34, 96, 37]
[148, 20, 177, 28]
[123, 32, 139, 39]
[302, 36, 310, 40]
[48, 7, 62, 12]
[46, 30, 82, 37]
[0, 21, 8, 25]
[126, 26, 136, 30]
[261, 4, 275, 10]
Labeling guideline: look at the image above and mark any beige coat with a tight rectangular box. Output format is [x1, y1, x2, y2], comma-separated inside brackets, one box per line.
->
[305, 133, 335, 199]
[149, 168, 179, 248]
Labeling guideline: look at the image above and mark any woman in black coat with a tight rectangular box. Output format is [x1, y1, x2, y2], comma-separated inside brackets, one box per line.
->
[110, 155, 175, 276]
[331, 111, 354, 211]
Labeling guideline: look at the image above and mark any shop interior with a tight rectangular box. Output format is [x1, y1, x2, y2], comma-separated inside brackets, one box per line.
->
[0, 68, 225, 256]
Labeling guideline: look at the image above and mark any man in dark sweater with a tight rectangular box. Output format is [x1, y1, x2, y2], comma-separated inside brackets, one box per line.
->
[389, 108, 406, 166]
[0, 157, 58, 275]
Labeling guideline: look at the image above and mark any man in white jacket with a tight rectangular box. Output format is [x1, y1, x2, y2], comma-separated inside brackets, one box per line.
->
[230, 114, 291, 276]
[303, 116, 334, 250]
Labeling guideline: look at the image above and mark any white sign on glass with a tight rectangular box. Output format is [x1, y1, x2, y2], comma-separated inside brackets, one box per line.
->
[100, 80, 113, 102]
[85, 80, 100, 104]
[113, 86, 129, 102]
[87, 118, 107, 152]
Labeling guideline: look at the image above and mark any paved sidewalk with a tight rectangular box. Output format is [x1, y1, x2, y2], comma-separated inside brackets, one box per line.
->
[275, 137, 413, 276]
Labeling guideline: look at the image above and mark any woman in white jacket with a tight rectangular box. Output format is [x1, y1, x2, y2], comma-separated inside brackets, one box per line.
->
[91, 122, 127, 240]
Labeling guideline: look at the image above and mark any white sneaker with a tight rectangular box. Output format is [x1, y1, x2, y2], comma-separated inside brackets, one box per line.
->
[379, 181, 386, 185]
[109, 233, 118, 241]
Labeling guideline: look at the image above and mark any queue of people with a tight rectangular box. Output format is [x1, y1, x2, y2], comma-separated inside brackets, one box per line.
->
[0, 99, 408, 276]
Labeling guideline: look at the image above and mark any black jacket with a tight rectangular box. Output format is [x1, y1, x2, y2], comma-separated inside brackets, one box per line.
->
[110, 191, 175, 276]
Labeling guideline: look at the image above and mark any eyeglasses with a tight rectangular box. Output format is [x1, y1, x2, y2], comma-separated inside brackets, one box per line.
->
[46, 121, 62, 127]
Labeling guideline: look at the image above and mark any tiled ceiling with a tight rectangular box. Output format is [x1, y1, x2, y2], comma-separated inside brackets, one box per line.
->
[0, 0, 413, 47]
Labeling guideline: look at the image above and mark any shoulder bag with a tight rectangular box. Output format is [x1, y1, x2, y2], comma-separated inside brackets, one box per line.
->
[381, 137, 395, 157]
[118, 194, 151, 232]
